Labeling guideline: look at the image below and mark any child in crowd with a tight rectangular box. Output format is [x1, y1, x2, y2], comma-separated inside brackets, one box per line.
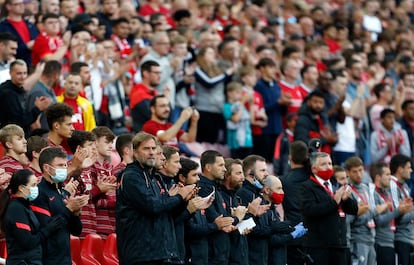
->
[223, 81, 253, 159]
[0, 124, 27, 190]
[25, 136, 49, 182]
[91, 126, 117, 239]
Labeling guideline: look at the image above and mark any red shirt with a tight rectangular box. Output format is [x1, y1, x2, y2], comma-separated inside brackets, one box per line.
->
[142, 120, 185, 147]
[280, 80, 303, 115]
[111, 34, 131, 59]
[26, 165, 43, 183]
[139, 4, 169, 17]
[32, 32, 63, 65]
[244, 90, 266, 135]
[63, 97, 85, 131]
[129, 83, 157, 109]
[8, 19, 30, 43]
[0, 155, 24, 174]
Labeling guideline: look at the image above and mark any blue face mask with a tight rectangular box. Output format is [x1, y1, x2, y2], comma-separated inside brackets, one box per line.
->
[26, 186, 39, 201]
[253, 179, 263, 189]
[50, 167, 68, 183]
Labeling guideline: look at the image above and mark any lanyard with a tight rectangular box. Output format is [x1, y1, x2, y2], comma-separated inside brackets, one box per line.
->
[394, 180, 409, 199]
[350, 184, 368, 204]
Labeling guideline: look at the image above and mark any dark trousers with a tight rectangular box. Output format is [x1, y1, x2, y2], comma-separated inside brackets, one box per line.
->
[196, 111, 226, 144]
[286, 246, 306, 265]
[306, 247, 348, 265]
[132, 261, 164, 265]
[375, 244, 396, 265]
[395, 240, 414, 265]
[230, 147, 252, 160]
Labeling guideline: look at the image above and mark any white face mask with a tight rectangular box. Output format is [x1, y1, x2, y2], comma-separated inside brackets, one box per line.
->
[49, 166, 68, 183]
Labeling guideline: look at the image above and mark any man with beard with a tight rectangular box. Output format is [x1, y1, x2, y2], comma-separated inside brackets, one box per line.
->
[142, 95, 199, 148]
[294, 90, 338, 154]
[116, 132, 196, 265]
[130, 60, 161, 132]
[26, 60, 62, 129]
[221, 158, 249, 265]
[57, 73, 96, 131]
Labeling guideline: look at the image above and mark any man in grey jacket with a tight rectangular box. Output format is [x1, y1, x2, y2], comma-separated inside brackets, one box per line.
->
[390, 154, 414, 265]
[371, 162, 413, 265]
[345, 156, 388, 265]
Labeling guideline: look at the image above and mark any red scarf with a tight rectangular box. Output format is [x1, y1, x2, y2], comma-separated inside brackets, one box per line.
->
[377, 128, 404, 163]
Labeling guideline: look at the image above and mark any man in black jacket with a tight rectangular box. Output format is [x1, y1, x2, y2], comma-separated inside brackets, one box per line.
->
[280, 141, 310, 265]
[197, 150, 236, 265]
[0, 60, 51, 136]
[299, 152, 358, 265]
[177, 158, 233, 265]
[31, 147, 89, 265]
[116, 132, 195, 265]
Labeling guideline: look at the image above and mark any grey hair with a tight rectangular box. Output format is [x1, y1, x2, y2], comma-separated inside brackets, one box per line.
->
[309, 152, 330, 166]
[263, 175, 279, 188]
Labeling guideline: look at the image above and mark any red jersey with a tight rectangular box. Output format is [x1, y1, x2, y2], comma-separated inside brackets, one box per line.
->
[63, 97, 85, 131]
[26, 165, 43, 183]
[243, 89, 266, 135]
[142, 120, 185, 147]
[8, 19, 30, 43]
[111, 34, 132, 59]
[32, 32, 63, 65]
[139, 4, 169, 17]
[280, 80, 303, 115]
[298, 83, 313, 99]
[0, 155, 24, 174]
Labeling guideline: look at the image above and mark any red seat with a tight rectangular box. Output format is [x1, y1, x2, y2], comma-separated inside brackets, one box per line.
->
[80, 234, 104, 265]
[0, 240, 7, 259]
[102, 233, 118, 265]
[70, 235, 81, 265]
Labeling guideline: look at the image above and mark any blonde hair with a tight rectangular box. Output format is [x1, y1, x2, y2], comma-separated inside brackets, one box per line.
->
[0, 124, 25, 148]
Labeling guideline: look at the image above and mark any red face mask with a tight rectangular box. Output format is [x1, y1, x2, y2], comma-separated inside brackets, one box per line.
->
[316, 169, 334, 181]
[270, 192, 284, 204]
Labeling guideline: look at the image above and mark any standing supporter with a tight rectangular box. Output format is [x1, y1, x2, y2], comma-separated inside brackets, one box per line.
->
[194, 46, 236, 145]
[280, 141, 309, 265]
[130, 60, 160, 132]
[66, 130, 98, 237]
[70, 62, 92, 106]
[317, 71, 346, 130]
[217, 37, 239, 78]
[142, 95, 199, 147]
[370, 109, 411, 164]
[0, 125, 27, 189]
[31, 13, 71, 66]
[116, 132, 195, 265]
[299, 152, 358, 265]
[265, 175, 307, 265]
[345, 156, 384, 265]
[279, 59, 303, 115]
[0, 32, 18, 84]
[223, 82, 253, 159]
[332, 72, 357, 166]
[303, 42, 326, 73]
[40, 0, 60, 15]
[91, 126, 117, 239]
[60, 0, 77, 25]
[221, 158, 249, 265]
[0, 0, 38, 67]
[240, 66, 268, 152]
[273, 113, 297, 177]
[25, 136, 49, 181]
[111, 17, 132, 59]
[371, 162, 412, 265]
[141, 31, 177, 108]
[57, 73, 96, 131]
[139, 0, 170, 20]
[389, 154, 414, 265]
[0, 169, 64, 265]
[0, 60, 51, 136]
[294, 90, 338, 154]
[97, 0, 120, 39]
[370, 83, 400, 131]
[45, 103, 74, 152]
[32, 147, 89, 265]
[112, 134, 134, 178]
[363, 0, 382, 41]
[26, 60, 62, 130]
[254, 58, 291, 162]
[197, 150, 236, 265]
[298, 64, 318, 98]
